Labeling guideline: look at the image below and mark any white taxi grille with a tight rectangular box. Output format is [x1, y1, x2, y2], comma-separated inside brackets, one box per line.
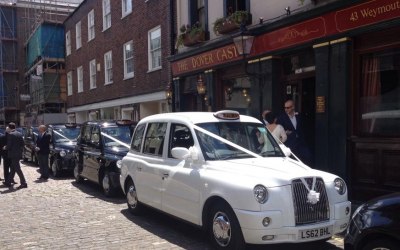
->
[291, 178, 330, 225]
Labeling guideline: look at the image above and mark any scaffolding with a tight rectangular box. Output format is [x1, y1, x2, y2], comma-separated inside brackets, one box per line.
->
[0, 0, 81, 125]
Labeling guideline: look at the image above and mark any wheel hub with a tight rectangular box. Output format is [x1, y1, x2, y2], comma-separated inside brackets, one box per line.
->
[212, 212, 231, 246]
[127, 186, 138, 208]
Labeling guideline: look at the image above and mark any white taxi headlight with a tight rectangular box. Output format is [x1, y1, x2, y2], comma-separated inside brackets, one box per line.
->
[60, 150, 66, 157]
[116, 160, 122, 169]
[334, 178, 347, 195]
[253, 185, 268, 204]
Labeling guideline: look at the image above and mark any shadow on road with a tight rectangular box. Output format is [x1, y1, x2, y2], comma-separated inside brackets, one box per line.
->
[120, 207, 342, 250]
[71, 180, 125, 205]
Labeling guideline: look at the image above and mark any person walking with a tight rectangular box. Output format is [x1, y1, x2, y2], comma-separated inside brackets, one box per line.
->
[3, 122, 27, 189]
[277, 99, 311, 165]
[0, 127, 15, 183]
[36, 124, 51, 180]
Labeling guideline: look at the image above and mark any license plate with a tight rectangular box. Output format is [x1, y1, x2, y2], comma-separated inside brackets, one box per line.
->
[299, 226, 332, 240]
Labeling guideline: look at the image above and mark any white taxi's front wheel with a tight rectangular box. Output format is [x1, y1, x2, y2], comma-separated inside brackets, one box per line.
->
[208, 201, 245, 250]
[126, 179, 142, 215]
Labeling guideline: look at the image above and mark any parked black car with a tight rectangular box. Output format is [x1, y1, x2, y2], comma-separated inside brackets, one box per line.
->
[344, 193, 400, 250]
[48, 123, 81, 177]
[22, 126, 39, 164]
[74, 120, 135, 196]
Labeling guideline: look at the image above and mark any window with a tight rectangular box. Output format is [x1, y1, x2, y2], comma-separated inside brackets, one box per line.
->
[102, 0, 111, 30]
[67, 71, 72, 96]
[359, 48, 400, 135]
[123, 41, 134, 78]
[148, 26, 161, 70]
[66, 31, 71, 56]
[76, 21, 82, 49]
[131, 123, 145, 152]
[89, 59, 96, 89]
[122, 0, 132, 17]
[143, 123, 167, 156]
[104, 51, 113, 84]
[168, 124, 194, 158]
[189, 0, 207, 31]
[88, 10, 95, 41]
[225, 0, 247, 14]
[77, 66, 83, 93]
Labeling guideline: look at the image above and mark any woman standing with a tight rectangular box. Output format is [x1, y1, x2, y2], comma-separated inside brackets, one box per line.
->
[265, 112, 287, 143]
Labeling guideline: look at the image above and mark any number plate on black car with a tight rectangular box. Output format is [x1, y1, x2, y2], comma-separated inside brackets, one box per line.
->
[299, 226, 332, 240]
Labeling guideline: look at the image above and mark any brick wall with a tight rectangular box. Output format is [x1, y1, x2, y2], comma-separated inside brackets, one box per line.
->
[64, 0, 172, 108]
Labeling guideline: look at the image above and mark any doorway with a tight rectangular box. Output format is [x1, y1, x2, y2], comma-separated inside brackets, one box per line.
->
[284, 77, 315, 166]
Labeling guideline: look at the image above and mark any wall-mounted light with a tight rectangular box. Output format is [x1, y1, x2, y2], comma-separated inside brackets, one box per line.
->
[225, 86, 233, 101]
[233, 23, 254, 57]
[285, 6, 291, 16]
[242, 89, 248, 97]
[196, 75, 206, 95]
[165, 83, 173, 105]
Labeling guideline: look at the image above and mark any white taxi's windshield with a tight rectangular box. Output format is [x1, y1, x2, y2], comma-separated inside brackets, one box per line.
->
[195, 122, 284, 160]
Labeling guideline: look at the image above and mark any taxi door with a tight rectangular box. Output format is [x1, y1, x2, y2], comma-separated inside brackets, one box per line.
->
[161, 123, 201, 225]
[133, 122, 168, 210]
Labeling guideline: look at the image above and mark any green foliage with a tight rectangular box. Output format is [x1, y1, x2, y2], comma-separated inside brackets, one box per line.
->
[176, 22, 205, 48]
[213, 11, 250, 35]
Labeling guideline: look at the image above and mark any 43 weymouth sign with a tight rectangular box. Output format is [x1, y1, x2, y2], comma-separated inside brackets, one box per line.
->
[172, 0, 400, 76]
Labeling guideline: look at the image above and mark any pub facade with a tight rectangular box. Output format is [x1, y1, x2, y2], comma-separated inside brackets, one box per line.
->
[169, 0, 400, 201]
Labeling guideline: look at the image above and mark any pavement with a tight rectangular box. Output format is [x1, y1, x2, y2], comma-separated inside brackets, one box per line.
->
[0, 160, 345, 249]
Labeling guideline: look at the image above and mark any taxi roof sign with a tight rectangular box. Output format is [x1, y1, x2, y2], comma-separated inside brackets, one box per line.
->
[213, 110, 240, 120]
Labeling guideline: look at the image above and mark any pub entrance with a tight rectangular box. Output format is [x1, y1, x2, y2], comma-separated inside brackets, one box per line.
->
[284, 77, 316, 167]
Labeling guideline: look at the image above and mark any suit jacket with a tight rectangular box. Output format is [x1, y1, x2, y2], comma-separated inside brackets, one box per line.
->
[276, 113, 305, 150]
[0, 133, 7, 157]
[36, 131, 51, 155]
[7, 130, 24, 159]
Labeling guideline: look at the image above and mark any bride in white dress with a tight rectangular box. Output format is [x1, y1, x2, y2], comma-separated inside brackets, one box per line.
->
[265, 112, 287, 143]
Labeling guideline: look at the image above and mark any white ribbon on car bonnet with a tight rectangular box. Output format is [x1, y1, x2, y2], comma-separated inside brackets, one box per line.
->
[300, 177, 320, 205]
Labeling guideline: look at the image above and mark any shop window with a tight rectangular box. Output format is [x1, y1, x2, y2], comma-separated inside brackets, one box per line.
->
[359, 49, 400, 135]
[224, 77, 251, 115]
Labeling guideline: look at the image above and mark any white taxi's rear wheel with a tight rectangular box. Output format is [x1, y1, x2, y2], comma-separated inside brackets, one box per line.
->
[208, 201, 245, 250]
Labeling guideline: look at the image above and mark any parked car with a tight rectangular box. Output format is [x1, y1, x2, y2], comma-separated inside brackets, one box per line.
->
[48, 123, 81, 177]
[22, 126, 39, 164]
[120, 110, 351, 249]
[344, 193, 400, 250]
[74, 120, 135, 196]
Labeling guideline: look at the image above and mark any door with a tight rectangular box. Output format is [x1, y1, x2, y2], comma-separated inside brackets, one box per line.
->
[284, 77, 315, 166]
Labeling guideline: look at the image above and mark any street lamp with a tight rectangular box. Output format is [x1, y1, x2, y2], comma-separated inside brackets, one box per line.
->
[165, 83, 173, 105]
[232, 23, 254, 57]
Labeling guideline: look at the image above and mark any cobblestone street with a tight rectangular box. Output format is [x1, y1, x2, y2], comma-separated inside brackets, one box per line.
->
[0, 161, 344, 249]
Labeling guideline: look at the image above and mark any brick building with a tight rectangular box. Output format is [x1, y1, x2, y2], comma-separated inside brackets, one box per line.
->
[64, 0, 174, 123]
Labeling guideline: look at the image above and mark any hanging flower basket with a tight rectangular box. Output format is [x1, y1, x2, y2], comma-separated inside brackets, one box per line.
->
[216, 21, 239, 35]
[182, 31, 205, 47]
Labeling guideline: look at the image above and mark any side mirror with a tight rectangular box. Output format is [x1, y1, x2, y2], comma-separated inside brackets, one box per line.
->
[171, 147, 190, 159]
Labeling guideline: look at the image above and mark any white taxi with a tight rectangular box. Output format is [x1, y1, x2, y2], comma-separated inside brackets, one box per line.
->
[120, 110, 351, 249]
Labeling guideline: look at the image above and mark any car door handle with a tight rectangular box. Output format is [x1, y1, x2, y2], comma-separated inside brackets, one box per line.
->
[162, 173, 169, 180]
[137, 166, 142, 171]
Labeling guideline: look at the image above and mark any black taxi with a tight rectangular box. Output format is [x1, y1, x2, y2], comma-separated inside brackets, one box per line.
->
[74, 120, 135, 196]
[48, 123, 81, 177]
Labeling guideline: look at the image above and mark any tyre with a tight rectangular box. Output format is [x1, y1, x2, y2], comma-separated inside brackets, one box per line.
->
[363, 238, 399, 250]
[73, 164, 83, 183]
[51, 159, 61, 178]
[125, 179, 142, 215]
[207, 201, 245, 250]
[101, 171, 114, 197]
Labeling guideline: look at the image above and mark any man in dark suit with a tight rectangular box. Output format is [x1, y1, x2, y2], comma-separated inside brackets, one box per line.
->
[3, 122, 27, 189]
[0, 127, 14, 183]
[36, 124, 51, 180]
[277, 99, 311, 165]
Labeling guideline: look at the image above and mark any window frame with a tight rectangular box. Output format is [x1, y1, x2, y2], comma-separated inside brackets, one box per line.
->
[77, 66, 83, 93]
[148, 26, 162, 71]
[122, 0, 132, 18]
[66, 30, 71, 56]
[102, 0, 111, 31]
[89, 59, 97, 89]
[88, 9, 95, 41]
[123, 40, 134, 79]
[104, 50, 113, 85]
[67, 71, 73, 96]
[75, 21, 82, 49]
